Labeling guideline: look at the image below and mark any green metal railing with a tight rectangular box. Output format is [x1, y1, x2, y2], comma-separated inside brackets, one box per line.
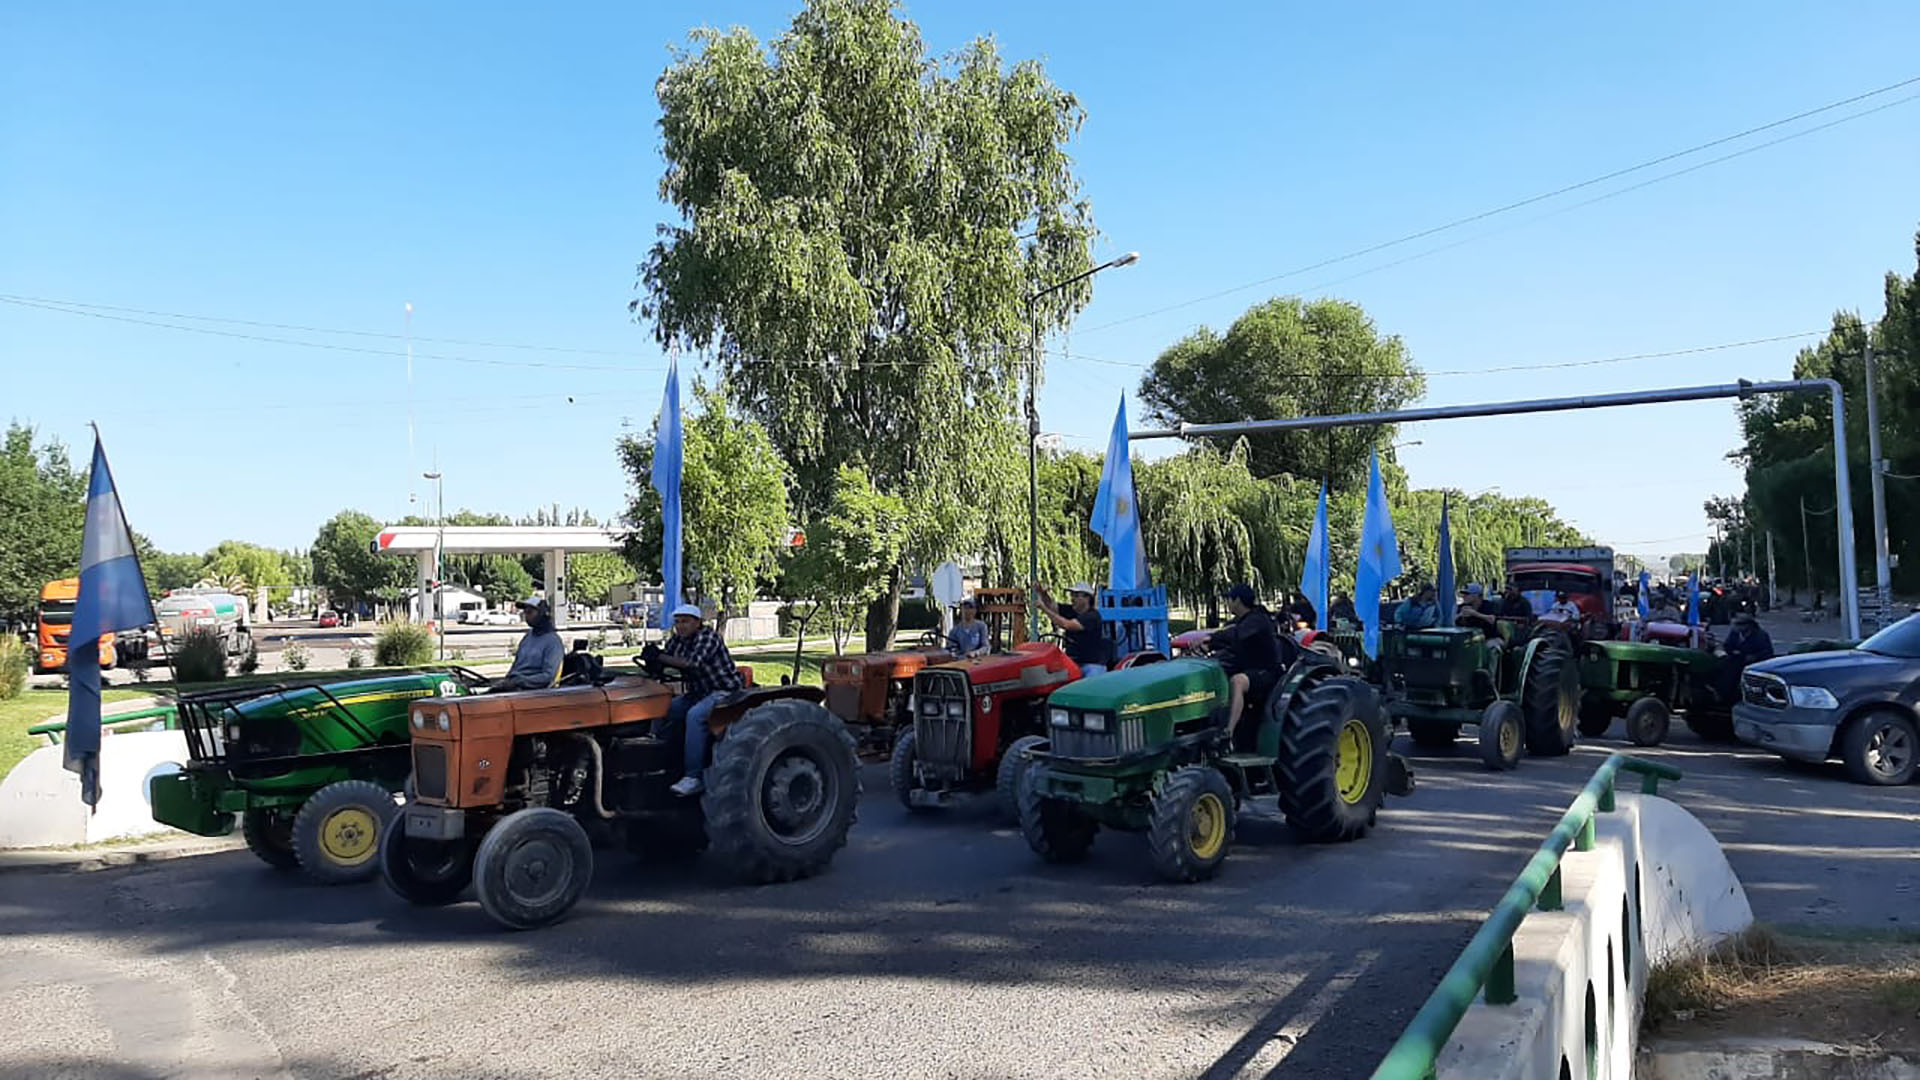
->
[1370, 753, 1683, 1080]
[28, 705, 180, 745]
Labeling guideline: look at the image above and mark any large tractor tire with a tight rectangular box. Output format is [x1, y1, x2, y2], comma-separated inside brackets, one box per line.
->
[1017, 768, 1097, 863]
[1576, 699, 1616, 738]
[378, 811, 472, 907]
[1841, 710, 1919, 786]
[291, 779, 399, 885]
[241, 809, 299, 871]
[1625, 697, 1672, 747]
[1407, 718, 1460, 750]
[704, 699, 860, 884]
[1478, 701, 1524, 771]
[1146, 765, 1235, 883]
[1277, 677, 1389, 843]
[995, 735, 1048, 825]
[1522, 645, 1580, 757]
[889, 727, 925, 813]
[472, 807, 594, 930]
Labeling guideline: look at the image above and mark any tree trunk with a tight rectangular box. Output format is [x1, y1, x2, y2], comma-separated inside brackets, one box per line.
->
[863, 565, 904, 653]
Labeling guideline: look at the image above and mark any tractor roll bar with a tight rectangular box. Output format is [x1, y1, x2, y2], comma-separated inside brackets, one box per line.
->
[1129, 379, 1860, 639]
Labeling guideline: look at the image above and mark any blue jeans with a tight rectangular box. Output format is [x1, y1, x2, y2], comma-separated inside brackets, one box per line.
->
[1080, 663, 1107, 677]
[663, 692, 718, 780]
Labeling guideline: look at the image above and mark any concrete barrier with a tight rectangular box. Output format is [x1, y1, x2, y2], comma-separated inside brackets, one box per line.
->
[0, 730, 189, 848]
[1436, 792, 1752, 1080]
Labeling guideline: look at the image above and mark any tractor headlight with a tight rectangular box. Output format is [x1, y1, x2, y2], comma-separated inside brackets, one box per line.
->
[945, 700, 964, 718]
[1788, 685, 1839, 710]
[412, 710, 426, 729]
[923, 699, 941, 716]
[1050, 708, 1071, 729]
[1083, 712, 1109, 733]
[437, 710, 451, 731]
[226, 724, 242, 742]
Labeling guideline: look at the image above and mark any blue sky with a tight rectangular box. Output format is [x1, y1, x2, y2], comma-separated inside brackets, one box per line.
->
[4, 2, 1917, 567]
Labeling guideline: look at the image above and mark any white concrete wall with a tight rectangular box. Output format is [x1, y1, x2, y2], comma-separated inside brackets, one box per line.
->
[1436, 792, 1752, 1080]
[0, 730, 188, 848]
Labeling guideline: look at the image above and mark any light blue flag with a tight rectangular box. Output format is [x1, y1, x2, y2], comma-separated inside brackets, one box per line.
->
[1687, 565, 1702, 627]
[1637, 570, 1651, 619]
[1436, 494, 1457, 625]
[650, 357, 683, 631]
[1353, 451, 1402, 658]
[1091, 396, 1148, 589]
[1299, 483, 1330, 631]
[65, 432, 158, 809]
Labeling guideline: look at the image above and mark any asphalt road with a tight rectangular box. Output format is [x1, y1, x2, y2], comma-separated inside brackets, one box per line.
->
[2, 722, 1910, 1080]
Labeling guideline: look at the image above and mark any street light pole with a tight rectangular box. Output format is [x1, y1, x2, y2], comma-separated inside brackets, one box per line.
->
[423, 470, 445, 660]
[1865, 339, 1892, 626]
[1025, 251, 1139, 638]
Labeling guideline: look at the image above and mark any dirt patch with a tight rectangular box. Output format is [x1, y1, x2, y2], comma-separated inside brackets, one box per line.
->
[1645, 926, 1920, 1051]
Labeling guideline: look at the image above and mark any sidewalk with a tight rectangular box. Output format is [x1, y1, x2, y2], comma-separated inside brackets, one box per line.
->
[0, 832, 241, 876]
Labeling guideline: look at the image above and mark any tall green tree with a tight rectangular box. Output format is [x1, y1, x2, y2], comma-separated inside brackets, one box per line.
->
[0, 424, 86, 624]
[202, 540, 294, 598]
[143, 550, 207, 597]
[311, 510, 408, 610]
[783, 465, 910, 653]
[640, 0, 1099, 650]
[566, 552, 633, 607]
[1138, 296, 1426, 488]
[620, 382, 791, 626]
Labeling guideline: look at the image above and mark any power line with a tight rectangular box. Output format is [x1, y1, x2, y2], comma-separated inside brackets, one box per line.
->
[1076, 75, 1920, 336]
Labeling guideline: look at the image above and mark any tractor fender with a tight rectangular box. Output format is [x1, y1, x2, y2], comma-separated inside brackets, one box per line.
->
[1255, 656, 1341, 758]
[708, 684, 826, 729]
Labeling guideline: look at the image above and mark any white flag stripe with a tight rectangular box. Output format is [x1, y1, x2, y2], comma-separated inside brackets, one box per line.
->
[81, 488, 137, 569]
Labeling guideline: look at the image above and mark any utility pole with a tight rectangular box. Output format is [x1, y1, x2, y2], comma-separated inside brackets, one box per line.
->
[1865, 339, 1892, 627]
[1800, 495, 1813, 608]
[1767, 531, 1778, 610]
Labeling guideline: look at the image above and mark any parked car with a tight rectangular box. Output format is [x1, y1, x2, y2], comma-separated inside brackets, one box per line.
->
[317, 611, 341, 629]
[1734, 614, 1920, 785]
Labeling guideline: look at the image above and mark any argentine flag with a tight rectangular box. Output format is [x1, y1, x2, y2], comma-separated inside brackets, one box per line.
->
[1091, 395, 1148, 589]
[651, 357, 684, 631]
[65, 433, 157, 808]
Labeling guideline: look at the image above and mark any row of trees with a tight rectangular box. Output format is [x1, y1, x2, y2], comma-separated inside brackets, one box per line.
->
[1716, 231, 1920, 598]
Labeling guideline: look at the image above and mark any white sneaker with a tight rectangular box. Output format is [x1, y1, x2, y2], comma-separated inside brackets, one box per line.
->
[669, 776, 704, 797]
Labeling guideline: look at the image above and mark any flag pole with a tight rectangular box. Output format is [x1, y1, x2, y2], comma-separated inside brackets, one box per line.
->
[89, 423, 172, 685]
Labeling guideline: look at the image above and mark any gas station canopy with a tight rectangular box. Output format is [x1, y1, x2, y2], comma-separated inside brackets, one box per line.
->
[372, 525, 626, 628]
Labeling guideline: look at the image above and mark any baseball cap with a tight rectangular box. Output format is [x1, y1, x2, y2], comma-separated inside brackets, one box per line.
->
[1223, 584, 1257, 605]
[671, 603, 704, 620]
[517, 595, 546, 608]
[1068, 582, 1097, 596]
[1465, 583, 1484, 596]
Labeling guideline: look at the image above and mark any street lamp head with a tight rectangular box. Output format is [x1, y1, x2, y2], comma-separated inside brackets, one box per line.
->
[423, 471, 442, 480]
[1111, 251, 1140, 268]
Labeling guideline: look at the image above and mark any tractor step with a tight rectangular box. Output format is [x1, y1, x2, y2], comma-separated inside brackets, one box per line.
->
[1217, 753, 1277, 769]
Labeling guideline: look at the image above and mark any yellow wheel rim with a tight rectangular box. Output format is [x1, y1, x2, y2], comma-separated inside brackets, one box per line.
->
[1499, 714, 1521, 758]
[319, 806, 379, 865]
[1189, 792, 1227, 860]
[1336, 719, 1373, 805]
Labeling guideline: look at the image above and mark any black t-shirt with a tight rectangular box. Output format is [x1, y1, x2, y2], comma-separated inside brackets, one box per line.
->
[1210, 606, 1285, 675]
[1499, 595, 1533, 618]
[1059, 603, 1106, 666]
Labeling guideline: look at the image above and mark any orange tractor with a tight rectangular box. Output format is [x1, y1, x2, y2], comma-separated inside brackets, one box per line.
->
[381, 656, 859, 930]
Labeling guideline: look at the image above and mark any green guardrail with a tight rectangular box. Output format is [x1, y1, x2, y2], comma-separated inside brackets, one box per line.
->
[1370, 753, 1684, 1080]
[28, 705, 180, 745]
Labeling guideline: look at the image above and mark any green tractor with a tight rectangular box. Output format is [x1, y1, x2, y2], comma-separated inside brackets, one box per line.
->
[1018, 655, 1405, 883]
[1576, 633, 1729, 745]
[1382, 624, 1580, 770]
[149, 670, 486, 883]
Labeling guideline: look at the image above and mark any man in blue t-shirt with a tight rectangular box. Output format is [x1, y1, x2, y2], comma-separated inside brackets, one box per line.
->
[1033, 582, 1107, 675]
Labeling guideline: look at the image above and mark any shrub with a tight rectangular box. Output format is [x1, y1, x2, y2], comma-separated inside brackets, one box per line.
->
[619, 626, 638, 647]
[374, 621, 435, 667]
[0, 636, 27, 701]
[591, 630, 609, 651]
[283, 641, 311, 672]
[171, 627, 229, 683]
[448, 647, 466, 661]
[238, 637, 260, 675]
[345, 647, 364, 669]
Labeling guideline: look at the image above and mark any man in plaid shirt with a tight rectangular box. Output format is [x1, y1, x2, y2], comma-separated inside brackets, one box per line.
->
[653, 604, 744, 796]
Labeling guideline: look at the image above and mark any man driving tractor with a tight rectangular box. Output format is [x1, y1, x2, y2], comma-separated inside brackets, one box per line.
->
[946, 598, 990, 658]
[647, 604, 745, 797]
[495, 595, 564, 690]
[1206, 584, 1295, 745]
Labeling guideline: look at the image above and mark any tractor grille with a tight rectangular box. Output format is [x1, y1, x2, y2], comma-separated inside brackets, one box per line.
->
[1050, 716, 1145, 759]
[1741, 671, 1789, 710]
[412, 743, 448, 801]
[913, 669, 972, 767]
[824, 682, 861, 722]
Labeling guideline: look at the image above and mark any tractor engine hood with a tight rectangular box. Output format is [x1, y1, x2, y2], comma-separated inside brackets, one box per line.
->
[939, 642, 1076, 687]
[1048, 658, 1227, 717]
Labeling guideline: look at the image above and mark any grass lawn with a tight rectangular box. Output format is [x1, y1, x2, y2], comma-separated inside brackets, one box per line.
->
[0, 688, 153, 778]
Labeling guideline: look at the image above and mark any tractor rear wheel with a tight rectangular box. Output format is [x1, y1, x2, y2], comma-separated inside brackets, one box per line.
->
[995, 736, 1048, 825]
[889, 728, 925, 813]
[1479, 701, 1524, 771]
[1577, 699, 1615, 738]
[1017, 768, 1097, 863]
[378, 811, 471, 907]
[1625, 697, 1671, 747]
[292, 779, 399, 885]
[241, 809, 299, 871]
[1147, 765, 1235, 882]
[472, 808, 594, 930]
[1277, 677, 1388, 843]
[1407, 718, 1459, 750]
[703, 699, 860, 884]
[1522, 645, 1579, 757]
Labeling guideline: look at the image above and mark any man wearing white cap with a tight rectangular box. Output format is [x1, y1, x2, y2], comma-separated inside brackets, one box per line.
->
[496, 595, 563, 690]
[1032, 581, 1107, 676]
[650, 603, 744, 797]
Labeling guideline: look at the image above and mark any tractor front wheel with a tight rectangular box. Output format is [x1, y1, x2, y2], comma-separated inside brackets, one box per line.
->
[241, 809, 299, 871]
[1277, 677, 1388, 843]
[704, 699, 860, 884]
[292, 780, 400, 885]
[1576, 699, 1615, 738]
[1522, 645, 1579, 757]
[889, 728, 925, 813]
[995, 736, 1048, 825]
[378, 811, 472, 907]
[1147, 766, 1235, 882]
[1625, 697, 1671, 747]
[1479, 701, 1524, 771]
[1018, 770, 1097, 863]
[472, 808, 594, 930]
[1407, 718, 1459, 750]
